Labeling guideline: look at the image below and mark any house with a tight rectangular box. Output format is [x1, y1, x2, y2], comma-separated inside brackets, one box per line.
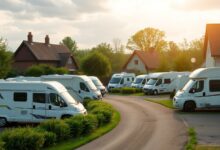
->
[13, 32, 78, 73]
[123, 49, 160, 73]
[204, 24, 220, 67]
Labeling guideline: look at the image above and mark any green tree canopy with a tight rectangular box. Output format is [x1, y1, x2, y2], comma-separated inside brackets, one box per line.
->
[0, 38, 12, 78]
[127, 27, 167, 52]
[81, 52, 112, 78]
[60, 36, 77, 54]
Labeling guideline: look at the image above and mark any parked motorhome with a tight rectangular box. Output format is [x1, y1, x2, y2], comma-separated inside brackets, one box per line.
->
[173, 67, 220, 112]
[143, 72, 188, 95]
[89, 76, 107, 96]
[0, 81, 86, 127]
[107, 72, 135, 91]
[131, 74, 149, 89]
[7, 75, 102, 102]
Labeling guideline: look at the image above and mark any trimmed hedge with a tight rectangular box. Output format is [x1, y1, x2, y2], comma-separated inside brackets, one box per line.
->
[0, 100, 115, 150]
[38, 119, 70, 141]
[0, 127, 44, 150]
[109, 87, 143, 94]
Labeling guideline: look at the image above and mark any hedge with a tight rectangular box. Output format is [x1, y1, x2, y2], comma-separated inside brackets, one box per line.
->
[109, 87, 143, 94]
[0, 100, 115, 150]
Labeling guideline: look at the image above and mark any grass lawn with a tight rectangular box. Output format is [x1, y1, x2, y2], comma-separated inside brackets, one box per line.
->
[196, 145, 220, 150]
[44, 111, 120, 150]
[145, 99, 174, 109]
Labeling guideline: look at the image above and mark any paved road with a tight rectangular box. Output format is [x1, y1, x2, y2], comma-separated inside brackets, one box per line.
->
[77, 95, 187, 150]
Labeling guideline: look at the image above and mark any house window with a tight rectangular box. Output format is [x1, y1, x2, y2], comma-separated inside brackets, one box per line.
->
[134, 60, 138, 65]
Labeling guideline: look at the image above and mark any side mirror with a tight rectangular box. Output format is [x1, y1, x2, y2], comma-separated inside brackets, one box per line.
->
[189, 88, 196, 93]
[78, 90, 81, 94]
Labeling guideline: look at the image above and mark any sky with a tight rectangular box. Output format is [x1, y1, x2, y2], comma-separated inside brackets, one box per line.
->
[0, 0, 220, 52]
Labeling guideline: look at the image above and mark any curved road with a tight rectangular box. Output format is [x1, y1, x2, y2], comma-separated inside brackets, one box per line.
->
[77, 95, 187, 150]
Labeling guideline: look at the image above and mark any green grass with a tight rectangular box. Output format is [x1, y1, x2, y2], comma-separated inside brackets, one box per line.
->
[186, 128, 197, 150]
[44, 111, 120, 150]
[196, 145, 220, 150]
[145, 99, 174, 109]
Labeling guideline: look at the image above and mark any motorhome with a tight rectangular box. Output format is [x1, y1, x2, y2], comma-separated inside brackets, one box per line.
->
[7, 75, 102, 102]
[143, 72, 188, 95]
[0, 81, 86, 127]
[107, 72, 135, 91]
[89, 76, 107, 96]
[173, 67, 220, 112]
[131, 74, 149, 89]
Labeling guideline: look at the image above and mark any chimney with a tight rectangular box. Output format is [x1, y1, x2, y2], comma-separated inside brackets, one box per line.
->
[27, 32, 33, 43]
[45, 35, 50, 45]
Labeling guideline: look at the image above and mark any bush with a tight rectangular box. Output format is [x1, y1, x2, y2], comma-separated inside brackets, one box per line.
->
[41, 131, 56, 147]
[0, 140, 4, 150]
[110, 88, 121, 93]
[39, 119, 70, 141]
[91, 108, 113, 126]
[135, 88, 143, 93]
[86, 101, 113, 112]
[65, 115, 84, 138]
[0, 127, 44, 150]
[82, 114, 98, 135]
[121, 87, 136, 94]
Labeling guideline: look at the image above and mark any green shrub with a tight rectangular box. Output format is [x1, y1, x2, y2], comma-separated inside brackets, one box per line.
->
[65, 115, 84, 138]
[91, 108, 113, 126]
[39, 119, 70, 141]
[86, 101, 113, 112]
[120, 87, 136, 94]
[0, 127, 44, 150]
[135, 88, 143, 93]
[41, 131, 56, 147]
[110, 88, 121, 93]
[82, 114, 98, 135]
[0, 140, 5, 150]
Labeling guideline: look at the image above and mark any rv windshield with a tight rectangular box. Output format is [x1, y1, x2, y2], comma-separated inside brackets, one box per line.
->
[133, 78, 143, 84]
[86, 80, 97, 91]
[110, 77, 121, 84]
[182, 79, 195, 91]
[60, 91, 78, 104]
[92, 78, 102, 86]
[147, 78, 158, 85]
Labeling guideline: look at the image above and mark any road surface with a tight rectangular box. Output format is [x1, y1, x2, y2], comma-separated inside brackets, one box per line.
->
[77, 95, 187, 150]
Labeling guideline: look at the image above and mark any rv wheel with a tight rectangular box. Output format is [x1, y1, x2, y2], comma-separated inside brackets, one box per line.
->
[153, 90, 158, 95]
[183, 101, 196, 112]
[0, 117, 7, 127]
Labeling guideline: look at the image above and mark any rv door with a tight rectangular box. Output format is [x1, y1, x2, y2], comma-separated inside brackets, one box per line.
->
[32, 93, 47, 121]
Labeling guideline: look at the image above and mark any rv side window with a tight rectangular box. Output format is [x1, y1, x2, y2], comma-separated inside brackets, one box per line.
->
[33, 93, 46, 103]
[120, 78, 124, 84]
[192, 80, 204, 93]
[127, 78, 130, 81]
[156, 79, 162, 86]
[14, 92, 27, 102]
[49, 93, 67, 107]
[164, 79, 171, 84]
[142, 79, 146, 85]
[80, 82, 89, 92]
[209, 80, 220, 92]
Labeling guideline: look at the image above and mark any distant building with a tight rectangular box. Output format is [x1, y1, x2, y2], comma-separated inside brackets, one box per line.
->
[204, 24, 220, 67]
[123, 49, 160, 73]
[13, 32, 78, 73]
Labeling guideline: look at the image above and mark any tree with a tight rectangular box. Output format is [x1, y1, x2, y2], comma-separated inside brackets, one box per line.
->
[0, 38, 12, 78]
[60, 36, 77, 54]
[112, 38, 124, 53]
[81, 52, 112, 78]
[127, 27, 167, 52]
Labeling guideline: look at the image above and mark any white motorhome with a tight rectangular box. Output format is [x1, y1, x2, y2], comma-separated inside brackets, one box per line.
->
[0, 81, 86, 127]
[107, 72, 135, 91]
[7, 75, 102, 102]
[173, 67, 220, 112]
[89, 76, 107, 96]
[131, 74, 149, 89]
[143, 72, 188, 95]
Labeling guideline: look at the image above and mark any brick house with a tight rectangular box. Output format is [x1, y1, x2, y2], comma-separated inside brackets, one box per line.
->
[13, 32, 78, 73]
[123, 49, 160, 73]
[204, 24, 220, 67]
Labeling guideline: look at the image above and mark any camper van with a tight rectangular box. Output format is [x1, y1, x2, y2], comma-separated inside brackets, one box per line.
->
[143, 72, 188, 95]
[89, 76, 107, 96]
[131, 74, 149, 89]
[0, 81, 86, 127]
[107, 72, 135, 91]
[173, 68, 220, 112]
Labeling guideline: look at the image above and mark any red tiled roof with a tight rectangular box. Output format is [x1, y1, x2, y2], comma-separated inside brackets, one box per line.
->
[204, 24, 220, 58]
[123, 50, 160, 70]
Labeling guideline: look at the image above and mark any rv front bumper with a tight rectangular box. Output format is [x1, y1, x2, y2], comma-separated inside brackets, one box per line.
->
[143, 88, 153, 94]
[173, 97, 184, 109]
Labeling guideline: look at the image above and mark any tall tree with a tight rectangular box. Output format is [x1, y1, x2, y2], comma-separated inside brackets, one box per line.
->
[60, 36, 77, 54]
[0, 38, 12, 78]
[127, 27, 167, 51]
[112, 38, 124, 53]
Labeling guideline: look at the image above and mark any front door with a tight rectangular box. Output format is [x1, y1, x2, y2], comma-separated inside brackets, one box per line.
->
[32, 93, 46, 122]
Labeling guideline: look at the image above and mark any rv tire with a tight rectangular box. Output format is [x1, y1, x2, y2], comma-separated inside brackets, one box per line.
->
[0, 117, 7, 127]
[183, 101, 196, 112]
[153, 90, 158, 95]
